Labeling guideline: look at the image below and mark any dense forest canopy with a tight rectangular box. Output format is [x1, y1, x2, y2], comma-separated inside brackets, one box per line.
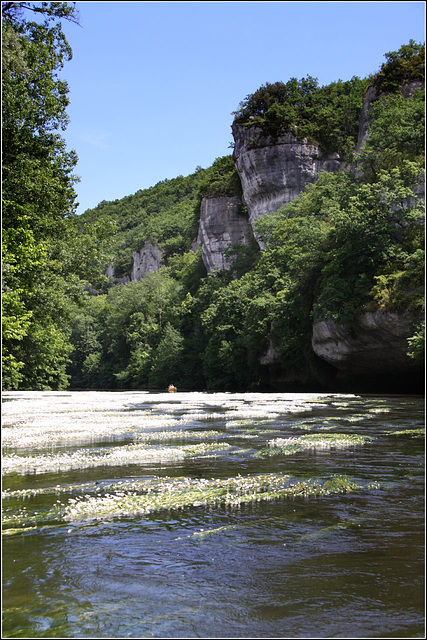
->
[2, 15, 425, 392]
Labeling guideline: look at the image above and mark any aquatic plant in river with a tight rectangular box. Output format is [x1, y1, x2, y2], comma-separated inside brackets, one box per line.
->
[62, 473, 371, 523]
[2, 442, 233, 475]
[133, 429, 224, 442]
[257, 433, 373, 457]
[385, 428, 425, 438]
[2, 471, 379, 535]
[1, 414, 180, 449]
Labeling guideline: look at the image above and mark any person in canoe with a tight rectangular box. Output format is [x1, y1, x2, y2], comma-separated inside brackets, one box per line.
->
[168, 384, 177, 393]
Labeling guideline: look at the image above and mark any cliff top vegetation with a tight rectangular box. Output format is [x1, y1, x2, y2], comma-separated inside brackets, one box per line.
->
[233, 75, 370, 157]
[373, 40, 425, 93]
[232, 41, 424, 158]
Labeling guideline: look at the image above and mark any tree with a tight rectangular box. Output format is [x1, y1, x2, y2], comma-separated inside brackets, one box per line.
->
[149, 323, 184, 388]
[356, 89, 424, 181]
[2, 3, 112, 389]
[233, 75, 369, 157]
[2, 2, 80, 225]
[374, 40, 425, 93]
[67, 271, 185, 389]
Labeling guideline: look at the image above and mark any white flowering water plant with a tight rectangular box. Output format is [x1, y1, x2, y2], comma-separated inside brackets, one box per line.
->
[2, 391, 387, 536]
[257, 433, 373, 457]
[2, 472, 381, 534]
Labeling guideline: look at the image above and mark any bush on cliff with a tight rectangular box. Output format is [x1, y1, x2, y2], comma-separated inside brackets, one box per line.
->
[233, 75, 369, 157]
[373, 40, 425, 93]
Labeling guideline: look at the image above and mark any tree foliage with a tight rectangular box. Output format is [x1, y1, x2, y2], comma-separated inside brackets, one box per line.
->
[2, 2, 114, 389]
[198, 155, 242, 198]
[373, 40, 425, 93]
[80, 169, 208, 276]
[233, 75, 370, 157]
[67, 271, 186, 389]
[356, 88, 425, 180]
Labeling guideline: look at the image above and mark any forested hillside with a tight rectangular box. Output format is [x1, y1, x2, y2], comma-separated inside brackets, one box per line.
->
[78, 155, 241, 278]
[2, 4, 424, 393]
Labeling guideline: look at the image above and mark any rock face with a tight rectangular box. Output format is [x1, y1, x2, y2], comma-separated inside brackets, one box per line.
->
[311, 311, 422, 374]
[131, 241, 164, 281]
[197, 195, 254, 273]
[232, 123, 344, 234]
[106, 241, 164, 283]
[259, 339, 278, 366]
[355, 85, 379, 153]
[229, 87, 424, 389]
[105, 263, 130, 285]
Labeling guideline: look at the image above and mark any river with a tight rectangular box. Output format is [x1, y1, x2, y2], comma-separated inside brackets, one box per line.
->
[2, 390, 425, 638]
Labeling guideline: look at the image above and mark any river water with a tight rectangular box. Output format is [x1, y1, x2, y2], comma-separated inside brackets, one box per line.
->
[2, 390, 425, 639]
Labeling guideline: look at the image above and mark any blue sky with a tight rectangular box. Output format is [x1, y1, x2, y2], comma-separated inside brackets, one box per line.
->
[58, 1, 425, 214]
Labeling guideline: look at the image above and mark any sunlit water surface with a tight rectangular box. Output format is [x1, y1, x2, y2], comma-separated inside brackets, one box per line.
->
[2, 390, 425, 638]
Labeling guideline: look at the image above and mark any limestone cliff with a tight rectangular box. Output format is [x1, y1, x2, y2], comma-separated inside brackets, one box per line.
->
[127, 115, 343, 277]
[229, 83, 423, 389]
[197, 195, 254, 273]
[107, 241, 164, 283]
[232, 124, 343, 238]
[312, 311, 422, 375]
[131, 241, 164, 281]
[105, 263, 130, 285]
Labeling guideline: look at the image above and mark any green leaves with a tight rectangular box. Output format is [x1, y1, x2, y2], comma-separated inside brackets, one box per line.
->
[67, 271, 186, 389]
[373, 40, 425, 94]
[199, 155, 242, 198]
[407, 322, 425, 363]
[149, 324, 185, 388]
[1, 3, 111, 390]
[233, 75, 369, 157]
[356, 89, 425, 180]
[81, 170, 207, 276]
